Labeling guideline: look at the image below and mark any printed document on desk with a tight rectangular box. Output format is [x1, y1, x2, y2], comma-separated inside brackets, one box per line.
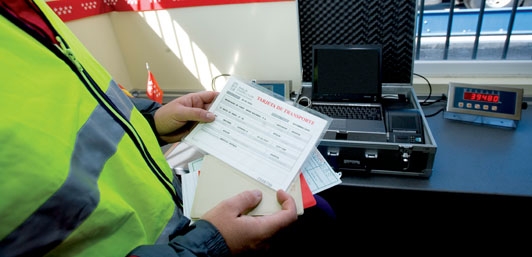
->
[183, 77, 330, 191]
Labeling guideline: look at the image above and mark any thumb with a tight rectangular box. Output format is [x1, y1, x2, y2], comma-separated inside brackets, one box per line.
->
[230, 190, 263, 215]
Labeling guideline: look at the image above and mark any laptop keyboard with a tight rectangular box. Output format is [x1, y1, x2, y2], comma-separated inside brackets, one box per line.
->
[312, 105, 382, 120]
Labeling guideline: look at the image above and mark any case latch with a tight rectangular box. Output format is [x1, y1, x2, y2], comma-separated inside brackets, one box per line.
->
[365, 149, 378, 159]
[327, 147, 340, 157]
[399, 145, 413, 170]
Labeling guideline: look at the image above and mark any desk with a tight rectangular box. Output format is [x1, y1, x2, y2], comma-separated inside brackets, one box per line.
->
[334, 102, 532, 197]
[318, 102, 532, 248]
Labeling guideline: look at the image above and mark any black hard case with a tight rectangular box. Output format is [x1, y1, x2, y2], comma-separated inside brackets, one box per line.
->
[297, 0, 437, 177]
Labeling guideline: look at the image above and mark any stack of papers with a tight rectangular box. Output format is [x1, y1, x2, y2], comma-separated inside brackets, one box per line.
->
[178, 149, 342, 219]
[174, 77, 341, 218]
[188, 154, 304, 217]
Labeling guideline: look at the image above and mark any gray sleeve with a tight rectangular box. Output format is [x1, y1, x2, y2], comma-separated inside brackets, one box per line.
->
[126, 220, 231, 257]
[130, 97, 167, 146]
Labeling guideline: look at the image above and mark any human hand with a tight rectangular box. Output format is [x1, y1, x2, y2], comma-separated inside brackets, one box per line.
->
[153, 91, 218, 143]
[201, 189, 298, 255]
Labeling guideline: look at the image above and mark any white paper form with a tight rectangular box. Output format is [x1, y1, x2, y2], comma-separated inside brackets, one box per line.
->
[183, 77, 329, 191]
[180, 158, 203, 219]
[301, 149, 342, 194]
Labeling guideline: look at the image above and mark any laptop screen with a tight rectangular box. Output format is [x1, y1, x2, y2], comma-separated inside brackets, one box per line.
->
[311, 44, 382, 103]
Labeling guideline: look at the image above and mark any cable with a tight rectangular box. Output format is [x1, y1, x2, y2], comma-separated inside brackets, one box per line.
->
[424, 107, 446, 117]
[296, 96, 311, 107]
[413, 72, 432, 105]
[413, 72, 448, 118]
[414, 72, 448, 107]
[211, 74, 231, 91]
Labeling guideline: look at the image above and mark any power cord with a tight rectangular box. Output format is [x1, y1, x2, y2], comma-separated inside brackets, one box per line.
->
[425, 107, 445, 117]
[414, 72, 447, 117]
[211, 74, 231, 91]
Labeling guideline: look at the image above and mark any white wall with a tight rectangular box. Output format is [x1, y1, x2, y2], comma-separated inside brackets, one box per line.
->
[66, 1, 532, 97]
[67, 2, 301, 93]
[66, 14, 133, 89]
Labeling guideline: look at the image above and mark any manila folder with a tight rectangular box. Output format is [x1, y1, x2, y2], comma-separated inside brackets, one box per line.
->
[190, 155, 303, 219]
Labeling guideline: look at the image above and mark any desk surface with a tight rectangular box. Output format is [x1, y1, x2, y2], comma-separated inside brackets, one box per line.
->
[339, 102, 532, 198]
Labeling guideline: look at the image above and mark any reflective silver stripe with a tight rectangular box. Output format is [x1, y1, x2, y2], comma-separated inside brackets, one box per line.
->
[0, 82, 133, 257]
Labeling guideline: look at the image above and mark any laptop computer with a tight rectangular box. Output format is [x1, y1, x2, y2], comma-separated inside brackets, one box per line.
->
[309, 44, 387, 142]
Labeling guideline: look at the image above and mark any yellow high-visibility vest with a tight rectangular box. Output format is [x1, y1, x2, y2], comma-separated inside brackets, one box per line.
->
[0, 1, 180, 256]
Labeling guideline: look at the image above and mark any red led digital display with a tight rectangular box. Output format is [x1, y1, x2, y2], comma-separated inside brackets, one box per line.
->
[463, 92, 499, 103]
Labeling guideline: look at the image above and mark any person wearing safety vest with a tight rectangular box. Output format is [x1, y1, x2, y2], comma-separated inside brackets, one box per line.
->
[0, 0, 337, 256]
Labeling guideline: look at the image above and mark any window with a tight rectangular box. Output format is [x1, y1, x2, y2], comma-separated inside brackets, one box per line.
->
[415, 0, 532, 81]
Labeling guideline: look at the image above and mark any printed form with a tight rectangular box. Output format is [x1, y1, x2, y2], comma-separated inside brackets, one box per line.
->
[184, 77, 330, 191]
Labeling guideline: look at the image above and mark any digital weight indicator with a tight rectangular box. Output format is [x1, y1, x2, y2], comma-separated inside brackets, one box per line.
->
[463, 92, 499, 103]
[444, 82, 525, 129]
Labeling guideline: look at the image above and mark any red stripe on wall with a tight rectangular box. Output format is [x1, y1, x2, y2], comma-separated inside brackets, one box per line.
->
[46, 0, 292, 22]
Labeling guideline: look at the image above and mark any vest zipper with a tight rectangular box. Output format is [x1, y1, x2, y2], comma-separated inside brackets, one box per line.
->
[53, 37, 181, 207]
[56, 36, 181, 202]
[0, 4, 181, 206]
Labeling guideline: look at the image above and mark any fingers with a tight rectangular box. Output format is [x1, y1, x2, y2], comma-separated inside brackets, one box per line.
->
[179, 91, 218, 111]
[153, 91, 218, 140]
[174, 106, 215, 123]
[260, 190, 298, 227]
[276, 189, 297, 213]
[169, 91, 217, 122]
[239, 189, 298, 231]
[220, 190, 263, 216]
[201, 189, 298, 255]
[194, 90, 219, 106]
[224, 189, 296, 218]
[185, 91, 218, 122]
